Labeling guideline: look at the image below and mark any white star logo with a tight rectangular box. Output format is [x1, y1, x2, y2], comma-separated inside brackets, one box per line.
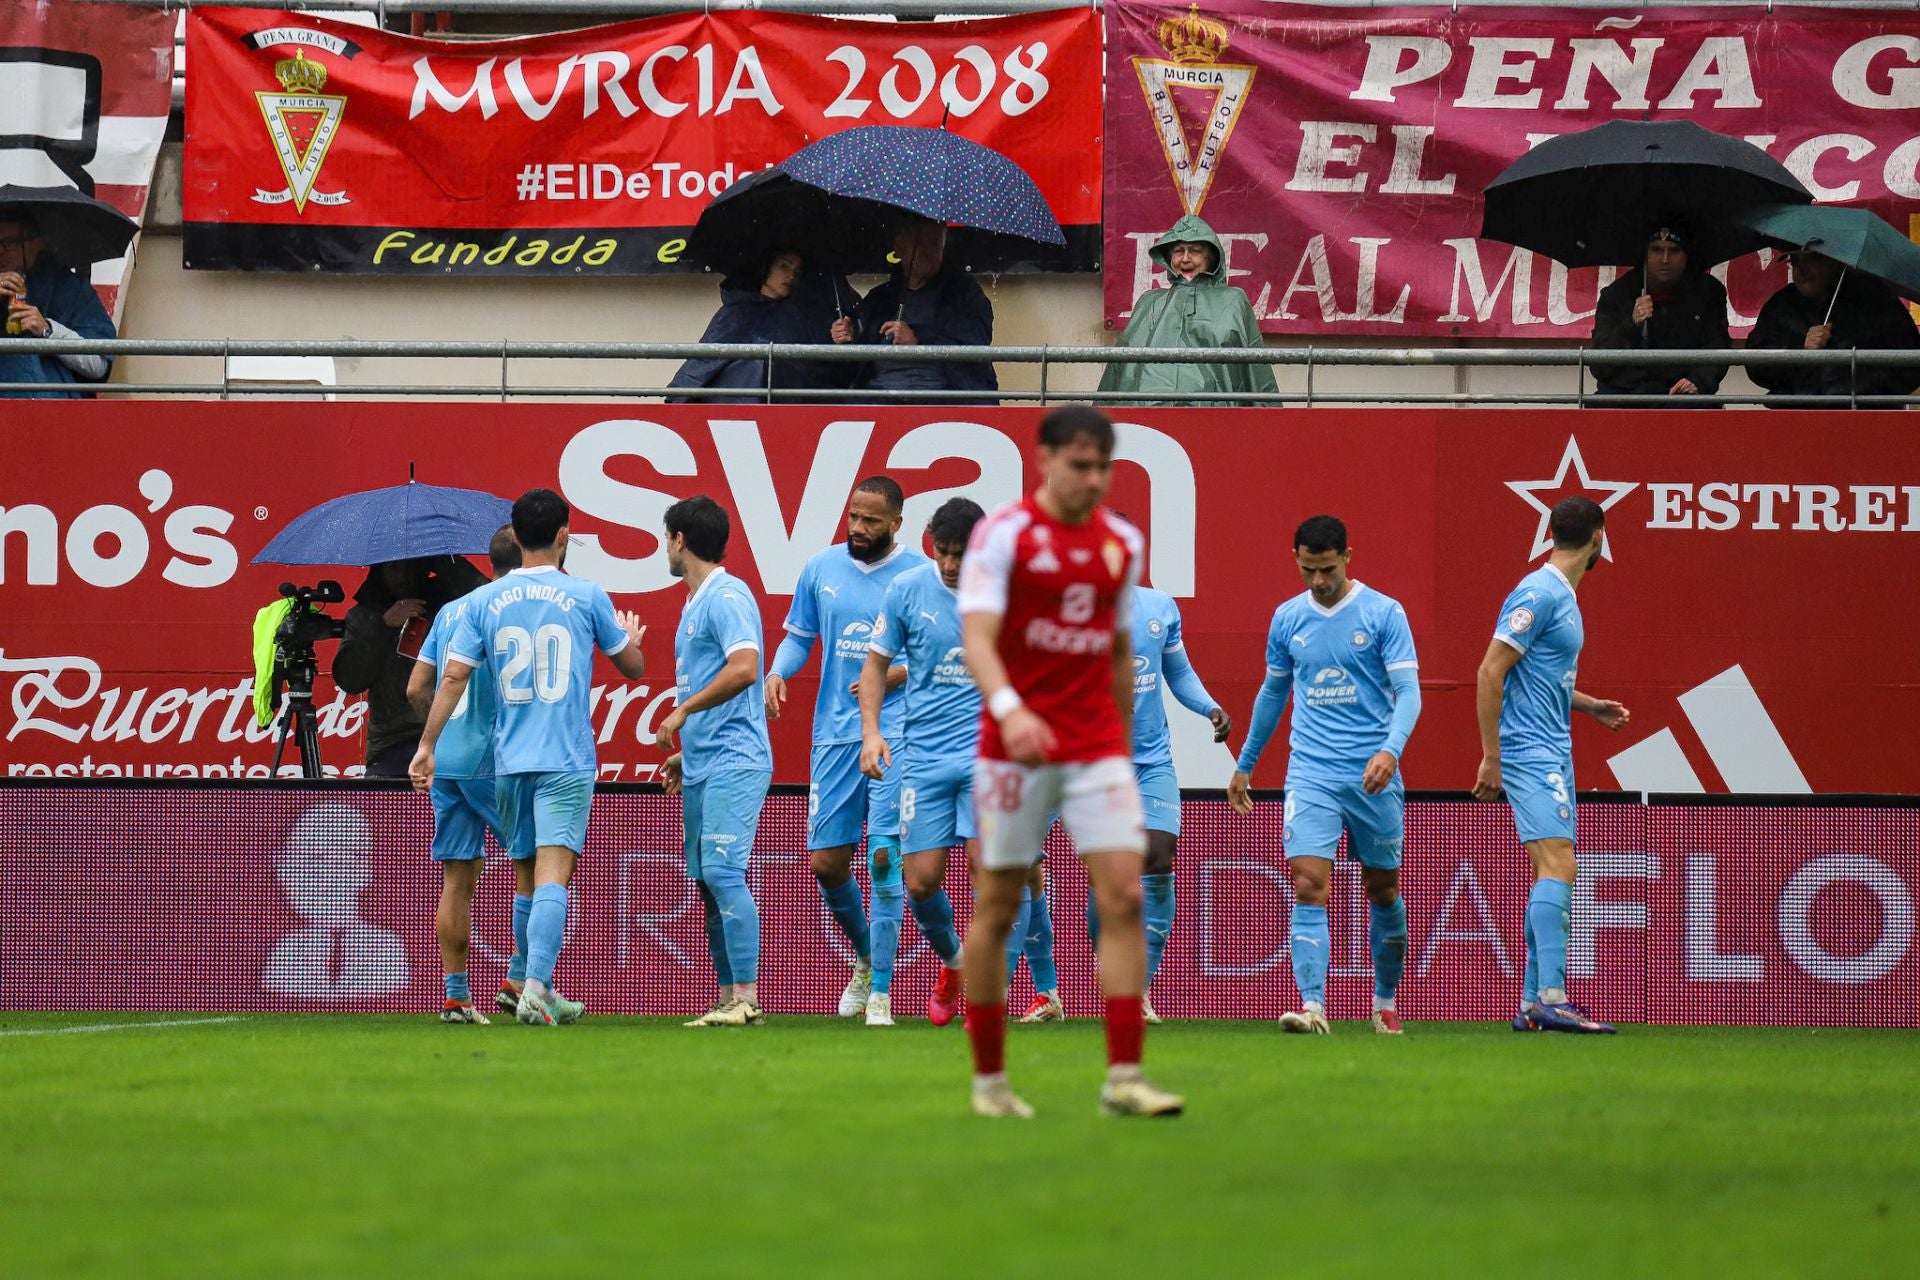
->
[1506, 436, 1638, 561]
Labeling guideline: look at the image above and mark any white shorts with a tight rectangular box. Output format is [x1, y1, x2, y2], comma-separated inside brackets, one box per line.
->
[973, 756, 1146, 870]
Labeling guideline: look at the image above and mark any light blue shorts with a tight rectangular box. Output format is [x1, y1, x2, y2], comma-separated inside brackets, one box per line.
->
[1504, 758, 1577, 844]
[1136, 762, 1181, 837]
[497, 771, 595, 855]
[1283, 777, 1405, 869]
[430, 775, 529, 862]
[901, 751, 975, 852]
[808, 739, 901, 850]
[684, 769, 772, 882]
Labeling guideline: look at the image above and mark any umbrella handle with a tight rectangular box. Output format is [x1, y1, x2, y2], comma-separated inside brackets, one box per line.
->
[1822, 266, 1846, 328]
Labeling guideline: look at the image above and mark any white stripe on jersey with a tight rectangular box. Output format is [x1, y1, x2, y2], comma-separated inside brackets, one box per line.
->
[956, 501, 1031, 616]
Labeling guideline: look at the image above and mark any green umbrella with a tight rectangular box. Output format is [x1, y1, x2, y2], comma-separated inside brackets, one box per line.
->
[1736, 204, 1920, 309]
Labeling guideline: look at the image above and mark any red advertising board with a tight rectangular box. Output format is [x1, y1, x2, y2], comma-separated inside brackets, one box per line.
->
[2, 403, 1916, 796]
[1104, 2, 1920, 337]
[183, 6, 1101, 274]
[3, 785, 1912, 1028]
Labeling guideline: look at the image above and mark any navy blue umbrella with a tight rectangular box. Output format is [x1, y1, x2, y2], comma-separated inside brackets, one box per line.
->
[690, 125, 1064, 275]
[253, 480, 512, 566]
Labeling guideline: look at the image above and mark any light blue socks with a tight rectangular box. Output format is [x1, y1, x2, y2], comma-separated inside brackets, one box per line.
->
[1290, 902, 1329, 1008]
[527, 883, 568, 985]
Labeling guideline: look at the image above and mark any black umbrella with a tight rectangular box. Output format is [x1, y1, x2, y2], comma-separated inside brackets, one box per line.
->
[1480, 120, 1812, 267]
[0, 184, 140, 265]
[688, 168, 899, 281]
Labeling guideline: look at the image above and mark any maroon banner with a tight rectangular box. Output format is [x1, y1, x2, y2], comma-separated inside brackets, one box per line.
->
[183, 6, 1101, 274]
[1, 0, 175, 319]
[3, 784, 1912, 1028]
[3, 404, 1918, 796]
[1104, 3, 1920, 337]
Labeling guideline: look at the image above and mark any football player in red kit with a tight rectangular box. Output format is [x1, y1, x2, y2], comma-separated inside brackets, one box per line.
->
[956, 405, 1183, 1119]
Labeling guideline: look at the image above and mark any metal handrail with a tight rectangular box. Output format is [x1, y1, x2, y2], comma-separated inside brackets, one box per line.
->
[95, 0, 1920, 12]
[14, 337, 1920, 367]
[8, 337, 1919, 405]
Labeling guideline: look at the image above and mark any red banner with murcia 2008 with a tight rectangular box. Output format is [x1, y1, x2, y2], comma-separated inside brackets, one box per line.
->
[183, 6, 1101, 274]
[2, 404, 1917, 800]
[1105, 2, 1920, 337]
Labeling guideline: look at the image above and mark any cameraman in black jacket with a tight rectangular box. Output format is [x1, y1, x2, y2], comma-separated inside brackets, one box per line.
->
[333, 555, 486, 776]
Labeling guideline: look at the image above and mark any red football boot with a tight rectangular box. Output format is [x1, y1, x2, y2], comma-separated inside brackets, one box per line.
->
[928, 965, 963, 1027]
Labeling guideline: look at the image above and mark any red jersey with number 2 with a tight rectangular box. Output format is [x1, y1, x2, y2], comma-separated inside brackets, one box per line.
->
[957, 496, 1144, 764]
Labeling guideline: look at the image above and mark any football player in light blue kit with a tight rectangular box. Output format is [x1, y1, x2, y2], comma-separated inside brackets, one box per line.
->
[655, 496, 775, 1029]
[412, 488, 648, 1028]
[1083, 580, 1232, 1023]
[858, 497, 986, 1027]
[1228, 516, 1421, 1035]
[406, 524, 530, 1024]
[765, 476, 924, 1017]
[1473, 495, 1630, 1035]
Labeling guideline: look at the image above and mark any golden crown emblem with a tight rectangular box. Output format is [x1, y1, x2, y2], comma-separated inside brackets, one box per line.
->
[1157, 4, 1231, 65]
[273, 49, 328, 93]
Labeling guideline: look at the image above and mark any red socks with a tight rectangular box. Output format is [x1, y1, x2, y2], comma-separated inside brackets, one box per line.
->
[1105, 995, 1144, 1067]
[969, 997, 1144, 1074]
[966, 1000, 1006, 1075]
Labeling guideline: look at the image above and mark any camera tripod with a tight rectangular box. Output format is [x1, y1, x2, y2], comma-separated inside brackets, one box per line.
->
[271, 646, 325, 780]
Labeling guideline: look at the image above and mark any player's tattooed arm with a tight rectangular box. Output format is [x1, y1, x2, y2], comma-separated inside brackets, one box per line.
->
[1473, 639, 1523, 799]
[1573, 691, 1630, 730]
[406, 659, 437, 718]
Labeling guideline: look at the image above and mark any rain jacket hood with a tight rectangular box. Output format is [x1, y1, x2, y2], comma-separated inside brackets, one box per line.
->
[1100, 215, 1275, 406]
[1147, 215, 1229, 281]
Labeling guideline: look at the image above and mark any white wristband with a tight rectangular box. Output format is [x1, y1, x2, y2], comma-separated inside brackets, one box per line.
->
[988, 687, 1024, 722]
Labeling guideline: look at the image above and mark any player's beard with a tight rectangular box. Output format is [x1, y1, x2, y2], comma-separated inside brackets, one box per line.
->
[847, 531, 893, 563]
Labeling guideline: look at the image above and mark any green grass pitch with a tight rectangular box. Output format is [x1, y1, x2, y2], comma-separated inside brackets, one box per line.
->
[1, 1014, 1914, 1278]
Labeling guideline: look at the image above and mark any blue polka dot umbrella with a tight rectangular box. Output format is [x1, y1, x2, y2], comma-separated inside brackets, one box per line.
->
[691, 125, 1065, 276]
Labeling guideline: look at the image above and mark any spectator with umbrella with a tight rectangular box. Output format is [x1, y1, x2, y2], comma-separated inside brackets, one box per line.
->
[0, 189, 134, 398]
[256, 477, 507, 777]
[1480, 119, 1812, 406]
[692, 125, 1068, 405]
[666, 246, 854, 404]
[1738, 205, 1920, 406]
[830, 215, 996, 402]
[1589, 221, 1731, 403]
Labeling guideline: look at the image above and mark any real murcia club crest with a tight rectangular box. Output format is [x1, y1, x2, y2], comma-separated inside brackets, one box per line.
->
[251, 44, 351, 212]
[1132, 5, 1256, 217]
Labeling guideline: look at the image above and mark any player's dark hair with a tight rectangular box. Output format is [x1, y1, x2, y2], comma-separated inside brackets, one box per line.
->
[1037, 405, 1115, 454]
[665, 495, 731, 563]
[511, 488, 570, 552]
[1293, 515, 1348, 556]
[853, 475, 905, 514]
[488, 523, 522, 576]
[926, 497, 985, 548]
[1550, 496, 1606, 549]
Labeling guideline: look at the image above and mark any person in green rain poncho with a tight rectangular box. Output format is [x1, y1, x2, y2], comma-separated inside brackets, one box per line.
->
[1098, 215, 1276, 407]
